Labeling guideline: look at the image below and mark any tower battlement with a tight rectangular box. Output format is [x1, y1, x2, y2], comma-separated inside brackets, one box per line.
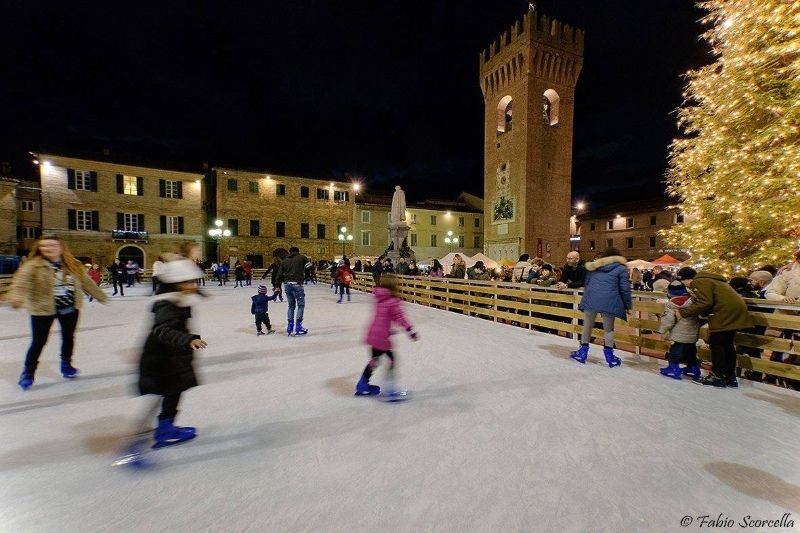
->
[481, 10, 584, 65]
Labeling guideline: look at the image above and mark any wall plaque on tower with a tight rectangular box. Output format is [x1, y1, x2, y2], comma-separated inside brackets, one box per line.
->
[492, 162, 515, 224]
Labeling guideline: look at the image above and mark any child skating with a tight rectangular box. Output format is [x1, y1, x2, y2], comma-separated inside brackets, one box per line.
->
[251, 284, 278, 335]
[115, 258, 207, 467]
[658, 280, 702, 379]
[355, 274, 418, 400]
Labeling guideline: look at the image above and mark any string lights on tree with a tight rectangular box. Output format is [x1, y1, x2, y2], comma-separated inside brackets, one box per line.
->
[663, 0, 800, 275]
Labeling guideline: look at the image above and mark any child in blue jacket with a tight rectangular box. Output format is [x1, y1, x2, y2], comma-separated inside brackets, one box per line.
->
[251, 284, 278, 335]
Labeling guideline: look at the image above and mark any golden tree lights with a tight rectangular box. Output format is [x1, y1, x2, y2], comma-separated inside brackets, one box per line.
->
[663, 0, 800, 276]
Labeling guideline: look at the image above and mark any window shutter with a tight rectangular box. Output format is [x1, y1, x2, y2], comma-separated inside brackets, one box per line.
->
[68, 209, 77, 230]
[160, 215, 167, 233]
[137, 214, 145, 230]
[90, 171, 98, 191]
[67, 169, 75, 189]
[34, 227, 42, 238]
[178, 216, 184, 235]
[116, 174, 123, 193]
[177, 181, 183, 199]
[92, 211, 99, 230]
[136, 177, 144, 196]
[159, 179, 166, 198]
[16, 225, 22, 239]
[117, 212, 124, 229]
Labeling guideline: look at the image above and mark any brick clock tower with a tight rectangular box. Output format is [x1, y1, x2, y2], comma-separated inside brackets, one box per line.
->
[480, 10, 583, 264]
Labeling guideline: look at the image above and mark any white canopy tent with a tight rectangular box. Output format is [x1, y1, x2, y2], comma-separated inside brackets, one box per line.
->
[439, 251, 475, 277]
[626, 259, 655, 270]
[470, 252, 499, 270]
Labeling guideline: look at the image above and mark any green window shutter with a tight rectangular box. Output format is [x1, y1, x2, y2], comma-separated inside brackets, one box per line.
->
[136, 177, 144, 196]
[116, 174, 123, 193]
[91, 211, 99, 230]
[160, 215, 167, 233]
[67, 209, 76, 230]
[176, 181, 183, 199]
[178, 216, 184, 234]
[117, 212, 124, 229]
[137, 214, 145, 230]
[67, 169, 75, 189]
[90, 171, 98, 191]
[159, 179, 166, 198]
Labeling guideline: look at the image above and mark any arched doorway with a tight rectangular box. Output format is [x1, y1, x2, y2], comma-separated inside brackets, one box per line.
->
[117, 245, 145, 268]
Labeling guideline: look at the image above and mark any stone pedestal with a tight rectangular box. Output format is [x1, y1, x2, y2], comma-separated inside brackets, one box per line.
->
[388, 223, 412, 263]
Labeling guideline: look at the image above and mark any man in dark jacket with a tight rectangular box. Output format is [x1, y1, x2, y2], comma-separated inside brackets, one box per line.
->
[276, 246, 311, 336]
[675, 267, 754, 388]
[555, 251, 587, 289]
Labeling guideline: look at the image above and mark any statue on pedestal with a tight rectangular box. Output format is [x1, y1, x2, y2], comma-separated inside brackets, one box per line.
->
[388, 186, 413, 262]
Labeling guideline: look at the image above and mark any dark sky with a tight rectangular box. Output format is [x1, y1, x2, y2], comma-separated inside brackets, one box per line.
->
[1, 1, 710, 205]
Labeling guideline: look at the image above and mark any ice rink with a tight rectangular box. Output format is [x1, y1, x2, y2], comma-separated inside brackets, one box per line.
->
[1, 281, 798, 532]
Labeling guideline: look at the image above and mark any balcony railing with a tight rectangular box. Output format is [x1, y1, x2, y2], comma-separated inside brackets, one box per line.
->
[111, 230, 149, 242]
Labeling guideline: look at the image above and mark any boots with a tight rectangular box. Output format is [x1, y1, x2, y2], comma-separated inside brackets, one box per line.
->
[60, 360, 79, 379]
[18, 371, 34, 390]
[697, 373, 726, 387]
[570, 343, 589, 364]
[659, 362, 682, 380]
[347, 293, 351, 302]
[286, 319, 294, 336]
[152, 418, 196, 449]
[603, 346, 621, 368]
[354, 377, 381, 396]
[295, 320, 308, 336]
[337, 295, 343, 304]
[681, 365, 702, 380]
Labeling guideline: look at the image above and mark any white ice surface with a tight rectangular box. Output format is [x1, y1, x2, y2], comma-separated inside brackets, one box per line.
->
[1, 282, 798, 533]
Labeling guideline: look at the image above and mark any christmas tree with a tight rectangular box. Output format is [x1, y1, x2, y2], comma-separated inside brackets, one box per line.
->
[663, 0, 800, 275]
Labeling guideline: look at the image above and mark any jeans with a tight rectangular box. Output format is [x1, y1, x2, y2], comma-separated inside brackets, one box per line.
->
[708, 330, 738, 379]
[284, 283, 306, 323]
[24, 310, 80, 374]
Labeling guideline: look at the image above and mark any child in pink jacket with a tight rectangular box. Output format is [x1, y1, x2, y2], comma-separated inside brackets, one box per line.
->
[355, 274, 418, 397]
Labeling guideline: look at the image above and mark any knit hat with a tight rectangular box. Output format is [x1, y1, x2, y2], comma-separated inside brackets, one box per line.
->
[675, 267, 697, 281]
[667, 280, 688, 297]
[652, 279, 670, 293]
[258, 284, 268, 294]
[158, 258, 203, 284]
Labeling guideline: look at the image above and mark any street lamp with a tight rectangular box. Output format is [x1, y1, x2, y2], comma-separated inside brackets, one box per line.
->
[444, 230, 457, 252]
[338, 226, 353, 256]
[208, 219, 231, 263]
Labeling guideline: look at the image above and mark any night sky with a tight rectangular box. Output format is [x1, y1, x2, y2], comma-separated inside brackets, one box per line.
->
[2, 1, 710, 205]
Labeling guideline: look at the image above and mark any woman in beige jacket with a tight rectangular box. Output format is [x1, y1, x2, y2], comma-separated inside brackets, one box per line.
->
[5, 235, 108, 390]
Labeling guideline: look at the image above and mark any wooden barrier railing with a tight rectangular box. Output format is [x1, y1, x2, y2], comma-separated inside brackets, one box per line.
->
[341, 272, 800, 384]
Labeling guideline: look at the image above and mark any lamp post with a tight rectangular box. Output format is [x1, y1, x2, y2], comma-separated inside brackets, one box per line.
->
[338, 226, 353, 257]
[207, 219, 231, 263]
[444, 230, 457, 253]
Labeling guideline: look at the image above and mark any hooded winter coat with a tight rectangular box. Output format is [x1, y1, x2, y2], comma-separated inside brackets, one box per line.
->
[578, 255, 632, 320]
[364, 286, 413, 351]
[678, 271, 754, 332]
[659, 295, 700, 343]
[139, 293, 201, 396]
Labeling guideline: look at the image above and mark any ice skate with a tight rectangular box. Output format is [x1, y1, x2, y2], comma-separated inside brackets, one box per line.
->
[695, 373, 725, 387]
[18, 371, 34, 391]
[603, 346, 621, 368]
[286, 319, 294, 336]
[354, 377, 380, 396]
[152, 419, 196, 449]
[570, 344, 589, 364]
[61, 361, 79, 379]
[113, 438, 153, 469]
[681, 365, 702, 380]
[659, 363, 682, 380]
[294, 320, 308, 336]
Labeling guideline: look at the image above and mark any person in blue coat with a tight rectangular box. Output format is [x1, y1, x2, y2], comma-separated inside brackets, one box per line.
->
[570, 248, 632, 367]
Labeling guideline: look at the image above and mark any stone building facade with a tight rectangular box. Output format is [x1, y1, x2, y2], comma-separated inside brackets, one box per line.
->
[480, 10, 583, 265]
[0, 178, 19, 255]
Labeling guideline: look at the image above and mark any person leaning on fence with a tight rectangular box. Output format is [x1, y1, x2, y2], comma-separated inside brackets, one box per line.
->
[674, 267, 754, 388]
[569, 248, 632, 367]
[658, 280, 702, 380]
[763, 252, 800, 389]
[555, 251, 586, 290]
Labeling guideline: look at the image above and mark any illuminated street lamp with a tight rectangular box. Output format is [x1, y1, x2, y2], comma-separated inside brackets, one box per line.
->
[444, 230, 457, 252]
[208, 219, 231, 263]
[338, 226, 353, 256]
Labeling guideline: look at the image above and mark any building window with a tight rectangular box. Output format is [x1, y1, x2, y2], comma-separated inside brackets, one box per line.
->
[124, 213, 140, 231]
[626, 237, 634, 249]
[474, 218, 480, 228]
[317, 224, 326, 239]
[410, 234, 417, 247]
[361, 231, 371, 246]
[675, 213, 685, 224]
[410, 214, 417, 224]
[276, 221, 285, 238]
[75, 170, 93, 190]
[161, 179, 182, 199]
[431, 234, 438, 247]
[474, 235, 481, 248]
[166, 216, 182, 234]
[497, 95, 513, 133]
[430, 215, 437, 225]
[590, 222, 596, 232]
[21, 200, 34, 211]
[589, 240, 596, 251]
[249, 181, 259, 193]
[228, 219, 238, 236]
[606, 238, 614, 248]
[334, 190, 349, 202]
[250, 220, 260, 236]
[649, 236, 657, 248]
[300, 223, 309, 238]
[650, 215, 657, 226]
[23, 226, 36, 239]
[77, 210, 95, 230]
[227, 179, 238, 192]
[316, 188, 329, 200]
[361, 210, 371, 224]
[300, 186, 309, 198]
[458, 216, 465, 227]
[276, 183, 285, 196]
[123, 176, 139, 195]
[606, 220, 614, 230]
[626, 217, 634, 229]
